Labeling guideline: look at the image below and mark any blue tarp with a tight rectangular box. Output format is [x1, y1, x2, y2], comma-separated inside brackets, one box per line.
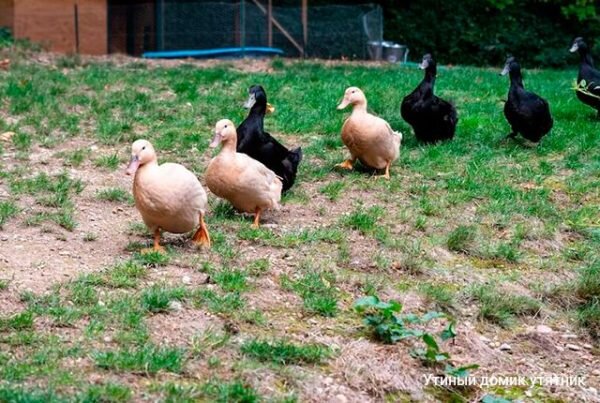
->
[143, 47, 284, 59]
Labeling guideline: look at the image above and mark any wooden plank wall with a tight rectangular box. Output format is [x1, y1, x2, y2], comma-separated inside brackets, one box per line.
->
[0, 0, 15, 31]
[11, 0, 107, 54]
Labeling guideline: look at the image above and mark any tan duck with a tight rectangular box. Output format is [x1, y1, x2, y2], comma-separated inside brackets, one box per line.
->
[126, 139, 210, 252]
[336, 86, 402, 179]
[205, 119, 282, 227]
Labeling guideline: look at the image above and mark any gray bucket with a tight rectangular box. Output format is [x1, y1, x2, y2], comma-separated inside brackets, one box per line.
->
[383, 43, 408, 64]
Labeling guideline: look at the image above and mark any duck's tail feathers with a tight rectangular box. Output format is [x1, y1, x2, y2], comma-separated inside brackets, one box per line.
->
[288, 147, 303, 166]
[393, 130, 403, 148]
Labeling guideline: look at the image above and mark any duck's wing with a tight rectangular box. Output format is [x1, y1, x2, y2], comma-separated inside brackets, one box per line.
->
[236, 117, 259, 152]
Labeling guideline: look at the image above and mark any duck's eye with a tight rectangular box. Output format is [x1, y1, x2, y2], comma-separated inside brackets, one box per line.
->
[224, 125, 228, 128]
[142, 146, 146, 150]
[351, 90, 356, 94]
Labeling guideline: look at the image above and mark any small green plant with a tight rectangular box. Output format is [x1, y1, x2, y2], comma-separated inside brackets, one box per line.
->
[212, 268, 248, 293]
[93, 345, 185, 374]
[0, 201, 19, 228]
[281, 271, 338, 317]
[62, 148, 89, 167]
[79, 383, 132, 402]
[201, 380, 259, 403]
[141, 284, 187, 313]
[419, 283, 456, 312]
[134, 250, 170, 266]
[574, 259, 600, 338]
[97, 187, 133, 204]
[470, 284, 541, 327]
[192, 289, 244, 315]
[0, 279, 8, 291]
[343, 205, 384, 234]
[354, 296, 478, 377]
[446, 225, 476, 253]
[241, 339, 330, 365]
[104, 260, 146, 288]
[0, 310, 34, 331]
[94, 154, 121, 170]
[190, 328, 230, 357]
[319, 181, 346, 201]
[246, 258, 269, 276]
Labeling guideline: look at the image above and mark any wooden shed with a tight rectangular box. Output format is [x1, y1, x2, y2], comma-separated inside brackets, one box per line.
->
[0, 0, 108, 54]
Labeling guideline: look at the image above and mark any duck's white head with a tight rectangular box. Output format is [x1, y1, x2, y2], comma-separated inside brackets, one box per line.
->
[210, 119, 237, 148]
[337, 86, 366, 110]
[126, 139, 156, 175]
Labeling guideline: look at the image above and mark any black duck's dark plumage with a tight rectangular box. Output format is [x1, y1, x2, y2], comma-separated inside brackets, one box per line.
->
[236, 85, 302, 193]
[570, 37, 600, 118]
[501, 56, 553, 143]
[401, 54, 458, 143]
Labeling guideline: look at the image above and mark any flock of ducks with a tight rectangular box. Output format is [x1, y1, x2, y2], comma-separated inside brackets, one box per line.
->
[127, 38, 599, 252]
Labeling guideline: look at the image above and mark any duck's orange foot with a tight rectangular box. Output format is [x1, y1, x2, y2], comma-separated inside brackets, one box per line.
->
[192, 227, 211, 248]
[191, 213, 211, 249]
[251, 208, 261, 228]
[375, 172, 390, 180]
[335, 159, 354, 170]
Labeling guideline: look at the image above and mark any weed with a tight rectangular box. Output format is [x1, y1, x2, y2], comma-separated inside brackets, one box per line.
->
[281, 271, 338, 317]
[447, 225, 476, 253]
[342, 205, 383, 234]
[470, 284, 542, 327]
[93, 345, 185, 374]
[319, 181, 346, 201]
[241, 339, 330, 365]
[0, 310, 34, 331]
[0, 201, 19, 228]
[141, 284, 187, 313]
[97, 187, 133, 204]
[94, 153, 121, 171]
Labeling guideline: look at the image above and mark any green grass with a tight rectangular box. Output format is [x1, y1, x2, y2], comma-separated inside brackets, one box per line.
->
[470, 284, 542, 328]
[281, 271, 338, 317]
[93, 344, 185, 374]
[94, 153, 121, 171]
[447, 225, 477, 253]
[241, 339, 331, 365]
[96, 187, 133, 204]
[342, 205, 384, 235]
[141, 284, 188, 313]
[1, 51, 599, 401]
[574, 259, 600, 338]
[0, 310, 34, 331]
[0, 200, 19, 228]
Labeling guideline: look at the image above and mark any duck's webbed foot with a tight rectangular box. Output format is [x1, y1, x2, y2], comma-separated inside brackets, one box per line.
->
[375, 162, 391, 180]
[192, 213, 211, 248]
[142, 228, 166, 253]
[335, 159, 355, 170]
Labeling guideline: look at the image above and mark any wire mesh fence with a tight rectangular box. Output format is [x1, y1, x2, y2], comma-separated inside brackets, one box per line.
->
[0, 1, 383, 59]
[109, 1, 382, 59]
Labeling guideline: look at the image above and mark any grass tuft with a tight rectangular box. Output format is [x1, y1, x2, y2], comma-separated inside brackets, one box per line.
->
[93, 345, 185, 374]
[241, 339, 330, 365]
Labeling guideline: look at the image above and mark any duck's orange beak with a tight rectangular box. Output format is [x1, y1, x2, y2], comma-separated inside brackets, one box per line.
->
[337, 97, 351, 110]
[266, 103, 275, 114]
[126, 155, 140, 176]
[209, 132, 221, 148]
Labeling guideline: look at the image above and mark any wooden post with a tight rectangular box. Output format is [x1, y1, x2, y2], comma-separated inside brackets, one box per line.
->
[250, 0, 303, 55]
[74, 4, 80, 54]
[267, 0, 272, 47]
[302, 0, 307, 57]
